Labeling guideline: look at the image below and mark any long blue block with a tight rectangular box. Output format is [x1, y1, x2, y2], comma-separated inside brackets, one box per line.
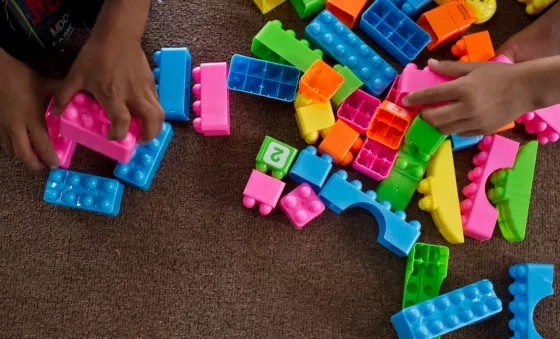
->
[390, 0, 432, 18]
[450, 134, 483, 151]
[44, 169, 124, 216]
[289, 146, 333, 192]
[114, 122, 174, 191]
[360, 0, 430, 66]
[304, 10, 397, 96]
[392, 279, 502, 338]
[318, 170, 421, 257]
[227, 54, 300, 102]
[153, 47, 191, 121]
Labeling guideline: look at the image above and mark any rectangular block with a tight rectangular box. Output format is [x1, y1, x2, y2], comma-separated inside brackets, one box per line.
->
[45, 98, 76, 169]
[367, 100, 414, 150]
[255, 136, 298, 180]
[153, 47, 191, 121]
[243, 169, 286, 215]
[295, 101, 336, 144]
[289, 146, 333, 192]
[353, 138, 397, 181]
[337, 89, 381, 134]
[253, 0, 286, 14]
[291, 0, 327, 18]
[326, 0, 368, 28]
[192, 62, 230, 136]
[280, 183, 325, 230]
[399, 63, 452, 109]
[331, 65, 363, 107]
[516, 104, 560, 144]
[299, 60, 344, 102]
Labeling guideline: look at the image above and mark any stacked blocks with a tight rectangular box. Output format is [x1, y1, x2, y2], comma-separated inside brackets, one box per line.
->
[326, 0, 368, 29]
[318, 170, 421, 257]
[59, 93, 141, 164]
[45, 98, 76, 169]
[516, 104, 560, 144]
[253, 0, 286, 14]
[391, 279, 502, 338]
[337, 89, 381, 134]
[390, 0, 432, 17]
[304, 10, 398, 96]
[280, 183, 326, 229]
[289, 146, 333, 192]
[243, 169, 286, 215]
[114, 122, 174, 191]
[44, 169, 124, 216]
[367, 100, 414, 150]
[299, 60, 344, 102]
[508, 263, 555, 339]
[256, 136, 298, 180]
[153, 47, 191, 121]
[451, 30, 495, 62]
[290, 0, 327, 19]
[360, 0, 430, 66]
[318, 120, 363, 166]
[295, 101, 335, 144]
[192, 62, 230, 136]
[353, 138, 397, 181]
[331, 65, 364, 107]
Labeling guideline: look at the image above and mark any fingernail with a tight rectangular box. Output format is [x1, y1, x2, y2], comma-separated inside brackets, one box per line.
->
[428, 59, 438, 65]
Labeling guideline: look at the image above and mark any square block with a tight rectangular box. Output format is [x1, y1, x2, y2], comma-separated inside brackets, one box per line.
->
[337, 89, 381, 134]
[451, 30, 494, 62]
[153, 47, 191, 121]
[326, 0, 368, 28]
[280, 183, 325, 230]
[367, 100, 414, 150]
[192, 62, 230, 136]
[299, 60, 344, 102]
[255, 136, 298, 180]
[243, 170, 286, 215]
[295, 101, 335, 144]
[352, 138, 397, 181]
[402, 116, 447, 162]
[289, 146, 333, 192]
[318, 120, 363, 166]
[45, 98, 77, 169]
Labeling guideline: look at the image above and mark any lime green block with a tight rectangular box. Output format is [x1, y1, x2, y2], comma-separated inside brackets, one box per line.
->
[251, 20, 323, 72]
[290, 0, 327, 18]
[255, 136, 298, 180]
[403, 117, 447, 162]
[331, 65, 363, 108]
[488, 141, 538, 242]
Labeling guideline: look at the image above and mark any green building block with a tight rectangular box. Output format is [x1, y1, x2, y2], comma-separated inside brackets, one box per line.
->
[251, 20, 323, 72]
[488, 141, 538, 242]
[331, 65, 363, 108]
[290, 0, 327, 19]
[403, 117, 447, 162]
[255, 136, 298, 180]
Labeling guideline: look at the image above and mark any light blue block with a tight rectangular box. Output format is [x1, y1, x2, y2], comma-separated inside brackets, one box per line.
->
[390, 0, 432, 18]
[114, 122, 174, 191]
[289, 146, 333, 192]
[450, 134, 483, 151]
[318, 170, 421, 257]
[44, 169, 124, 216]
[153, 47, 191, 121]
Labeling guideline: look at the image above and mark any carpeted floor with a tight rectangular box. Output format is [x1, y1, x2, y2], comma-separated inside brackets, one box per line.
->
[0, 0, 558, 338]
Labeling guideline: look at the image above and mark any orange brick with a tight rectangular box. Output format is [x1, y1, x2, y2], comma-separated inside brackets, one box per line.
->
[326, 0, 369, 29]
[366, 101, 413, 150]
[299, 60, 345, 102]
[451, 30, 495, 62]
[494, 121, 515, 133]
[318, 120, 363, 166]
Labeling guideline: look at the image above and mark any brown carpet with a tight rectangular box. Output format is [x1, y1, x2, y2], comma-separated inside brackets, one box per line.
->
[0, 0, 558, 338]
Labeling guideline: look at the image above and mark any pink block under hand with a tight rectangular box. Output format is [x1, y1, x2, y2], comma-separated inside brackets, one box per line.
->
[352, 138, 397, 181]
[243, 169, 286, 215]
[45, 98, 77, 169]
[399, 63, 452, 110]
[337, 90, 381, 134]
[460, 135, 519, 241]
[59, 93, 141, 163]
[192, 62, 230, 136]
[280, 183, 325, 230]
[516, 105, 560, 144]
[489, 55, 513, 64]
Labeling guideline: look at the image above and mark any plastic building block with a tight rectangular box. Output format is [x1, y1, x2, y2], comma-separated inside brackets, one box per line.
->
[252, 20, 323, 72]
[403, 116, 447, 162]
[305, 10, 398, 96]
[353, 138, 398, 181]
[367, 100, 414, 150]
[518, 0, 557, 15]
[59, 93, 141, 164]
[326, 0, 368, 28]
[391, 279, 502, 338]
[113, 122, 173, 191]
[192, 62, 230, 136]
[398, 64, 453, 109]
[490, 54, 513, 64]
[253, 0, 286, 14]
[337, 90, 381, 134]
[294, 92, 321, 109]
[44, 169, 124, 216]
[463, 0, 497, 24]
[295, 101, 335, 144]
[45, 99, 76, 169]
[386, 75, 402, 104]
[360, 0, 430, 66]
[488, 141, 538, 242]
[319, 170, 421, 257]
[516, 104, 560, 144]
[495, 121, 515, 133]
[280, 183, 326, 230]
[451, 31, 495, 62]
[153, 47, 190, 121]
[390, 0, 432, 17]
[508, 263, 555, 339]
[255, 136, 298, 180]
[403, 243, 449, 308]
[289, 146, 333, 192]
[243, 169, 286, 215]
[460, 135, 520, 241]
[450, 134, 483, 151]
[299, 60, 344, 102]
[290, 0, 327, 18]
[331, 65, 364, 107]
[417, 140, 464, 244]
[318, 120, 363, 166]
[417, 1, 475, 50]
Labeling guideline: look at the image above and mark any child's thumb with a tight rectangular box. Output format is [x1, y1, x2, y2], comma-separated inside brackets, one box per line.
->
[427, 59, 484, 78]
[52, 77, 83, 116]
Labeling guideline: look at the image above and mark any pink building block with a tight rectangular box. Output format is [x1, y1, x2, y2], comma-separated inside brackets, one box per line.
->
[243, 169, 286, 215]
[386, 75, 402, 104]
[192, 62, 230, 136]
[337, 90, 381, 134]
[516, 105, 560, 144]
[352, 138, 397, 181]
[399, 63, 452, 110]
[279, 183, 325, 230]
[460, 135, 519, 241]
[59, 93, 141, 163]
[490, 55, 513, 64]
[44, 98, 77, 169]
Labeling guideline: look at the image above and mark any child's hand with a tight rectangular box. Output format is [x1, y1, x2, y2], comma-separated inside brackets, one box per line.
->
[402, 59, 535, 136]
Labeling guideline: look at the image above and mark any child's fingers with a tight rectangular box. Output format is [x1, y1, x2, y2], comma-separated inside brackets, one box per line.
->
[427, 59, 487, 78]
[402, 82, 461, 107]
[438, 118, 478, 135]
[420, 103, 461, 128]
[99, 98, 132, 141]
[457, 130, 484, 137]
[28, 121, 59, 169]
[52, 75, 83, 116]
[130, 95, 164, 143]
[10, 128, 44, 170]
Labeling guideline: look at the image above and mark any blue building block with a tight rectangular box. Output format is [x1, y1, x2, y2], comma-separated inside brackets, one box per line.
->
[391, 279, 502, 338]
[153, 47, 191, 122]
[114, 122, 174, 191]
[508, 263, 555, 339]
[44, 169, 124, 216]
[304, 10, 397, 96]
[227, 54, 300, 102]
[289, 146, 333, 192]
[360, 0, 430, 66]
[390, 0, 432, 18]
[450, 134, 483, 151]
[318, 170, 421, 257]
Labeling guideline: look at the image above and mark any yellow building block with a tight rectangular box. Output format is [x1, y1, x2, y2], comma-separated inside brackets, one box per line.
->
[417, 140, 464, 244]
[294, 92, 321, 109]
[253, 0, 287, 14]
[295, 101, 335, 144]
[518, 0, 557, 15]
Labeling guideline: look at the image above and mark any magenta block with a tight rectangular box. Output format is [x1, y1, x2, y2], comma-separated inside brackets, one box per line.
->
[337, 90, 381, 134]
[279, 183, 325, 230]
[516, 105, 560, 144]
[490, 55, 513, 64]
[386, 75, 402, 105]
[59, 93, 141, 163]
[352, 138, 397, 181]
[192, 62, 230, 136]
[399, 63, 452, 110]
[243, 169, 286, 215]
[44, 98, 77, 169]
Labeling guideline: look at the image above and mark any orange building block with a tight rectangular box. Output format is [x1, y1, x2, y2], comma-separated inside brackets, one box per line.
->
[451, 30, 495, 62]
[417, 0, 475, 51]
[318, 120, 363, 166]
[495, 121, 515, 133]
[367, 101, 413, 150]
[299, 60, 345, 102]
[326, 0, 369, 29]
